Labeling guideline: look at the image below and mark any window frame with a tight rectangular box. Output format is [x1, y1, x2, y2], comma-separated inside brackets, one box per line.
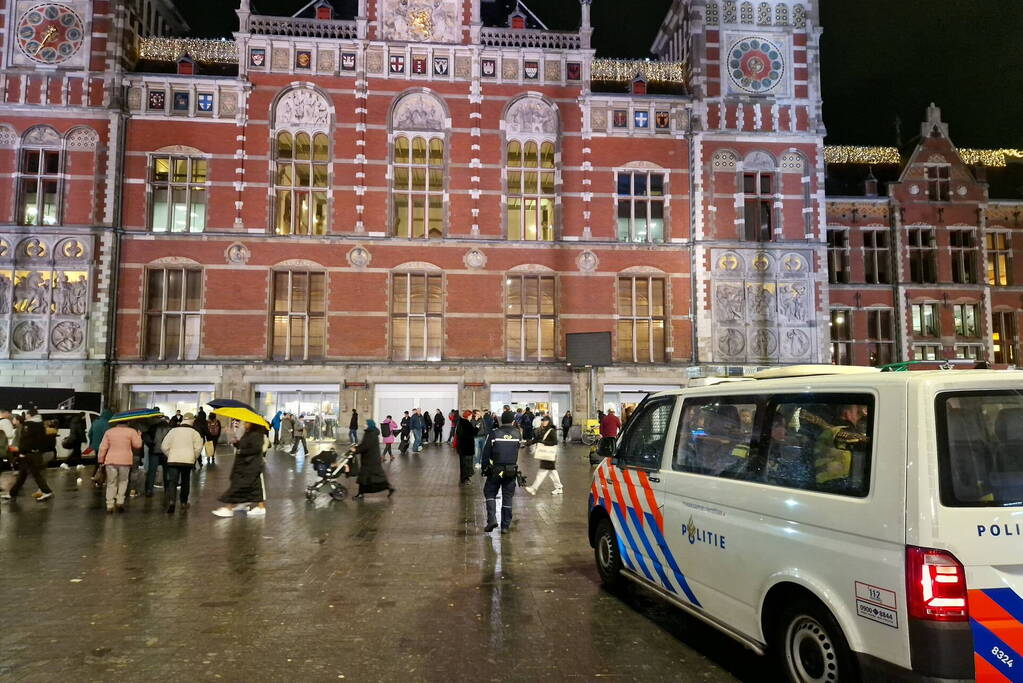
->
[615, 169, 666, 243]
[741, 170, 774, 242]
[148, 154, 209, 233]
[391, 133, 446, 239]
[272, 130, 331, 236]
[949, 229, 977, 284]
[504, 273, 557, 362]
[986, 232, 1013, 286]
[505, 138, 557, 242]
[830, 308, 852, 365]
[907, 228, 938, 284]
[617, 276, 667, 363]
[866, 309, 895, 366]
[992, 311, 1018, 365]
[862, 229, 891, 284]
[925, 164, 950, 202]
[269, 270, 327, 361]
[614, 395, 678, 471]
[390, 271, 444, 361]
[953, 303, 980, 339]
[911, 302, 940, 338]
[18, 147, 63, 227]
[143, 267, 203, 361]
[826, 228, 850, 284]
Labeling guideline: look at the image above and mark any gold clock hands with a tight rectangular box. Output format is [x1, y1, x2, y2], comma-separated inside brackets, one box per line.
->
[33, 26, 58, 55]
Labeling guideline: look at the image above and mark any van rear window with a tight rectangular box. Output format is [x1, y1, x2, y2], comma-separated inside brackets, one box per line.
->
[937, 391, 1023, 507]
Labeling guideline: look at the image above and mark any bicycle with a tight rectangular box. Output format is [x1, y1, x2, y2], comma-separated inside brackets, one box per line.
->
[580, 419, 600, 446]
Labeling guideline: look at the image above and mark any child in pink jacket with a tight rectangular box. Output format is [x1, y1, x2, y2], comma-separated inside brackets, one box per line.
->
[99, 423, 142, 513]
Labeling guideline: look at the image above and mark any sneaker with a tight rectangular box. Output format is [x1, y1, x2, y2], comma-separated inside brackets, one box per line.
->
[247, 506, 266, 517]
[551, 488, 564, 496]
[76, 464, 85, 470]
[32, 490, 44, 499]
[211, 507, 235, 517]
[0, 492, 12, 500]
[474, 463, 481, 470]
[60, 463, 69, 470]
[524, 486, 536, 496]
[106, 506, 114, 513]
[36, 491, 54, 501]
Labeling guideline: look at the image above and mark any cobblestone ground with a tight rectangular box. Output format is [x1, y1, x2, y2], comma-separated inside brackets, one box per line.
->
[0, 441, 765, 682]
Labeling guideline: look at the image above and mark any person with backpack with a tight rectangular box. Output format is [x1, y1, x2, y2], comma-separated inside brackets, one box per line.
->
[1, 408, 54, 501]
[380, 415, 398, 461]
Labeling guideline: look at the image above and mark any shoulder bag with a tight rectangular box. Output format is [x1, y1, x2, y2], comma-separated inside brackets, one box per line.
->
[533, 429, 557, 462]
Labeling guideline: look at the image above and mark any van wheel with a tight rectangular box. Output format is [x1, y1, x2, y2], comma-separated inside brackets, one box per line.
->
[775, 599, 856, 683]
[594, 518, 623, 587]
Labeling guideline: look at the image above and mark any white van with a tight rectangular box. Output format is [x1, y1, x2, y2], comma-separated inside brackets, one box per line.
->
[37, 409, 99, 465]
[588, 366, 1023, 682]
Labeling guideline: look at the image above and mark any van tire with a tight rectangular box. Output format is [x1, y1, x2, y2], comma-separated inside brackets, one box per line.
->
[774, 598, 857, 683]
[594, 518, 623, 587]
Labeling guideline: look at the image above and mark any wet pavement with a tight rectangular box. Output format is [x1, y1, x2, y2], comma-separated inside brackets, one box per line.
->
[0, 441, 766, 682]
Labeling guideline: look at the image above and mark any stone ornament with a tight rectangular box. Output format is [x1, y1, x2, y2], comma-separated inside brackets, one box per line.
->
[366, 50, 384, 74]
[380, 0, 459, 43]
[127, 87, 143, 111]
[777, 282, 808, 321]
[718, 328, 745, 357]
[0, 125, 17, 149]
[502, 59, 518, 80]
[506, 97, 558, 136]
[727, 36, 785, 94]
[712, 150, 737, 171]
[276, 88, 329, 128]
[0, 274, 10, 314]
[317, 50, 335, 73]
[55, 238, 89, 262]
[714, 283, 744, 321]
[51, 273, 88, 315]
[16, 238, 47, 263]
[780, 151, 805, 172]
[544, 60, 561, 81]
[50, 321, 84, 352]
[271, 48, 289, 71]
[0, 326, 7, 350]
[13, 320, 45, 352]
[784, 328, 810, 357]
[454, 55, 471, 79]
[463, 249, 486, 270]
[225, 242, 251, 265]
[909, 184, 920, 195]
[746, 283, 776, 320]
[743, 150, 776, 171]
[576, 250, 599, 272]
[219, 91, 238, 117]
[66, 127, 99, 150]
[957, 186, 968, 196]
[392, 92, 444, 131]
[590, 108, 607, 131]
[23, 125, 60, 146]
[347, 246, 371, 268]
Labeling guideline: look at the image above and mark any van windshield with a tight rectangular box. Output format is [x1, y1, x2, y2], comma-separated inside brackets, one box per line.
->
[936, 391, 1023, 507]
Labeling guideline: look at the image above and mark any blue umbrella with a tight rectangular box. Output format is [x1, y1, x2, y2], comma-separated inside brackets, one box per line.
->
[109, 408, 163, 424]
[207, 398, 256, 411]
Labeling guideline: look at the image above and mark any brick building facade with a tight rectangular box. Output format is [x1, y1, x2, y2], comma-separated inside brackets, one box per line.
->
[0, 0, 1018, 423]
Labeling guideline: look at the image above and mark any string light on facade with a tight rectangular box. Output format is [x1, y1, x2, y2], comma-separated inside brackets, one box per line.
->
[591, 59, 688, 84]
[823, 146, 901, 165]
[957, 148, 1023, 168]
[138, 37, 238, 64]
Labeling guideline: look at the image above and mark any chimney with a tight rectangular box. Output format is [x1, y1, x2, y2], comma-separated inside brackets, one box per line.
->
[864, 168, 878, 197]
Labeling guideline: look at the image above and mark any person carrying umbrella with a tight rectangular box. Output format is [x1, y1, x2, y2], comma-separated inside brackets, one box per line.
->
[210, 406, 270, 517]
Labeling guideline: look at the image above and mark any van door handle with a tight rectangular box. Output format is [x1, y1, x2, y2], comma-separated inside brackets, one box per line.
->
[648, 476, 660, 483]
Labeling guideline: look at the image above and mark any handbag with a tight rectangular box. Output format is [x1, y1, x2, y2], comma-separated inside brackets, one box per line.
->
[533, 429, 557, 462]
[92, 465, 107, 485]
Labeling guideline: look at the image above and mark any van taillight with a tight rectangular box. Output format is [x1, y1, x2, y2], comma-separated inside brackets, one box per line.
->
[905, 546, 969, 622]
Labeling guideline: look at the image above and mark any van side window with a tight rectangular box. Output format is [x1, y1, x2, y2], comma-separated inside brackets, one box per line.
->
[674, 398, 761, 477]
[617, 397, 676, 470]
[764, 394, 874, 497]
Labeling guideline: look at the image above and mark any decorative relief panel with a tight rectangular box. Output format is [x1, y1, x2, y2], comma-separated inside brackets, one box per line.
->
[380, 0, 460, 43]
[0, 234, 92, 359]
[710, 248, 816, 363]
[274, 87, 330, 129]
[505, 97, 558, 136]
[502, 59, 518, 80]
[392, 92, 445, 131]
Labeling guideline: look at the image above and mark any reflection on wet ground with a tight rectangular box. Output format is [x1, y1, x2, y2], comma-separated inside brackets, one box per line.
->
[1, 442, 764, 681]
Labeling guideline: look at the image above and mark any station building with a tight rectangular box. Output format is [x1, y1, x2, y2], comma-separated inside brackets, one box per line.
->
[0, 0, 1019, 424]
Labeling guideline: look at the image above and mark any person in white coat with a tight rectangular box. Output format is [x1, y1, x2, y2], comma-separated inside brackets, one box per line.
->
[161, 413, 204, 513]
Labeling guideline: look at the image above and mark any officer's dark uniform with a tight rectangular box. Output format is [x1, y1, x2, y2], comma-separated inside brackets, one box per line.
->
[481, 418, 521, 533]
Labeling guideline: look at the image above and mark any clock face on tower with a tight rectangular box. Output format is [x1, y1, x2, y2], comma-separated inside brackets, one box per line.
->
[16, 3, 85, 65]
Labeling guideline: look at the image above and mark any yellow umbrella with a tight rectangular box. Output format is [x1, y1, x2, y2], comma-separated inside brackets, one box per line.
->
[211, 406, 271, 431]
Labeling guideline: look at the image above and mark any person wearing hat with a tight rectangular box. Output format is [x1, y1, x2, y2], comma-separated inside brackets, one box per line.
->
[480, 411, 523, 534]
[98, 418, 142, 512]
[454, 410, 478, 484]
[161, 412, 203, 513]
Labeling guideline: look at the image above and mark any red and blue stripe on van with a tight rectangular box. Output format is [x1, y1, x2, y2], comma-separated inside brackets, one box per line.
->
[591, 459, 701, 607]
[969, 588, 1023, 682]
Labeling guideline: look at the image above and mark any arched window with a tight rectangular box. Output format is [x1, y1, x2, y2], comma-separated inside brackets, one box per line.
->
[391, 270, 443, 360]
[18, 126, 62, 226]
[504, 97, 559, 241]
[390, 92, 447, 239]
[505, 272, 556, 360]
[272, 87, 332, 236]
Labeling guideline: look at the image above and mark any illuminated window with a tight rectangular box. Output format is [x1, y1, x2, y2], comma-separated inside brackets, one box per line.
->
[986, 233, 1012, 286]
[618, 277, 666, 363]
[953, 303, 979, 338]
[914, 344, 942, 361]
[392, 135, 444, 238]
[18, 149, 61, 226]
[506, 140, 555, 241]
[830, 309, 852, 365]
[271, 271, 326, 360]
[742, 171, 773, 241]
[505, 275, 556, 361]
[616, 171, 665, 243]
[145, 268, 202, 360]
[912, 303, 939, 338]
[149, 155, 207, 232]
[992, 312, 1017, 365]
[391, 272, 443, 360]
[274, 131, 329, 235]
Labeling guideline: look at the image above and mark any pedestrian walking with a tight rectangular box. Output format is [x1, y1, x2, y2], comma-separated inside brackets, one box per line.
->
[480, 412, 522, 534]
[348, 409, 359, 444]
[161, 414, 203, 513]
[169, 410, 183, 427]
[0, 409, 15, 479]
[399, 411, 411, 454]
[206, 414, 222, 465]
[1, 409, 55, 502]
[193, 407, 209, 469]
[64, 412, 87, 468]
[212, 421, 269, 517]
[521, 407, 535, 442]
[143, 416, 171, 497]
[447, 409, 457, 444]
[524, 415, 563, 495]
[421, 410, 432, 447]
[98, 420, 142, 512]
[433, 409, 445, 444]
[290, 415, 308, 456]
[455, 410, 477, 484]
[410, 409, 424, 452]
[561, 411, 573, 442]
[351, 419, 395, 499]
[472, 410, 487, 470]
[380, 415, 398, 461]
[270, 410, 283, 446]
[88, 408, 112, 484]
[599, 408, 622, 454]
[279, 413, 294, 449]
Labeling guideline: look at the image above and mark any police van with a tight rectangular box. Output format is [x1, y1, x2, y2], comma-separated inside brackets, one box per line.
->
[588, 365, 1023, 682]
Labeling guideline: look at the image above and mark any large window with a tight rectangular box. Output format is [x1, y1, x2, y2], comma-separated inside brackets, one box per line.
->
[953, 303, 979, 338]
[271, 271, 326, 360]
[393, 135, 444, 239]
[830, 309, 852, 365]
[914, 344, 942, 361]
[987, 233, 1012, 286]
[863, 230, 891, 284]
[506, 140, 555, 241]
[144, 268, 202, 360]
[391, 272, 442, 361]
[617, 277, 666, 363]
[742, 171, 773, 241]
[993, 312, 1017, 365]
[908, 228, 938, 283]
[912, 303, 939, 338]
[826, 228, 850, 284]
[615, 396, 675, 470]
[505, 275, 556, 361]
[616, 170, 665, 243]
[150, 155, 207, 233]
[926, 165, 950, 202]
[274, 131, 329, 235]
[866, 309, 894, 366]
[949, 230, 977, 284]
[18, 148, 61, 226]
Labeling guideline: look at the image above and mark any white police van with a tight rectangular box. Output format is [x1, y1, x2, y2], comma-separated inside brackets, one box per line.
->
[588, 365, 1023, 682]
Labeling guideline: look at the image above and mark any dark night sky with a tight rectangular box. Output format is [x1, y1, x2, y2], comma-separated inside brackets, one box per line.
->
[173, 0, 1023, 148]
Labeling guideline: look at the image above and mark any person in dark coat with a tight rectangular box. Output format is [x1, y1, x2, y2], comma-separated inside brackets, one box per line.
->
[561, 411, 573, 442]
[352, 419, 394, 499]
[399, 411, 411, 454]
[65, 412, 87, 467]
[193, 407, 209, 469]
[521, 408, 535, 441]
[409, 409, 424, 453]
[348, 409, 359, 444]
[433, 410, 445, 444]
[455, 410, 478, 484]
[212, 422, 267, 517]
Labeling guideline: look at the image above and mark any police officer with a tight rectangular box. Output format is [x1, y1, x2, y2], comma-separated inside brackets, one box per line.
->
[481, 412, 522, 534]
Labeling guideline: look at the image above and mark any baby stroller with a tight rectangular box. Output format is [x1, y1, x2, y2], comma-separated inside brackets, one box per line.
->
[306, 449, 355, 502]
